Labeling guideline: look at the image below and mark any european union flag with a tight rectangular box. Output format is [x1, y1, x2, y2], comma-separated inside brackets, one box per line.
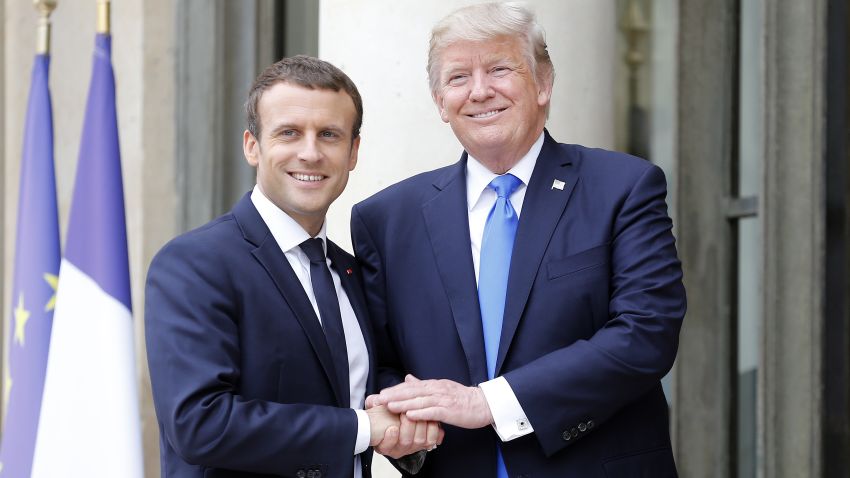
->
[0, 53, 61, 477]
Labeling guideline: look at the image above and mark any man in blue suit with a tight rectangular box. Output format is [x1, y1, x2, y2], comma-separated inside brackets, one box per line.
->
[145, 56, 439, 478]
[353, 3, 686, 477]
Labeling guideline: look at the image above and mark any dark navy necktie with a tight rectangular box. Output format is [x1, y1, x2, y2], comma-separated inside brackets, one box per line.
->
[300, 238, 350, 405]
[477, 173, 522, 478]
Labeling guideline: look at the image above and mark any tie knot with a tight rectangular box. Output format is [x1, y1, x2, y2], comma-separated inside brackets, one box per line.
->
[300, 238, 326, 263]
[489, 174, 522, 199]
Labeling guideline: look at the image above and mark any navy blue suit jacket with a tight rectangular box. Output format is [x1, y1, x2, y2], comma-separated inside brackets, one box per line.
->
[351, 132, 686, 477]
[146, 193, 376, 478]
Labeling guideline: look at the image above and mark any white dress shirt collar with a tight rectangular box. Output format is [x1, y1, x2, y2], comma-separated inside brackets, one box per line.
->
[251, 185, 328, 251]
[466, 132, 544, 211]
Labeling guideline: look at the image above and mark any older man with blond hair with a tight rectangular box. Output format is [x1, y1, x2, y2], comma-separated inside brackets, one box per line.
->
[354, 3, 686, 477]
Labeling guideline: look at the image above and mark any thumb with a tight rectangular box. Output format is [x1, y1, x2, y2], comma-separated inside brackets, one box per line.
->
[365, 394, 382, 408]
[404, 374, 421, 383]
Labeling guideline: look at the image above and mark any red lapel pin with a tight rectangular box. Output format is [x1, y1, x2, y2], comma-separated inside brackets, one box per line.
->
[346, 268, 353, 275]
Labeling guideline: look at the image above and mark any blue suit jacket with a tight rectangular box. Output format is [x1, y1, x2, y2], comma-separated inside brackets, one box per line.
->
[351, 132, 686, 477]
[146, 193, 376, 478]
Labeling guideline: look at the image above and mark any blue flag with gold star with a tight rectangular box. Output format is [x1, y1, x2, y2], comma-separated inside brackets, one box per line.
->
[0, 53, 61, 478]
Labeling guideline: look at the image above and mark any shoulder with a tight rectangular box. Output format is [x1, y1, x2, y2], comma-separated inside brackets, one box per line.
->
[555, 143, 666, 191]
[353, 163, 458, 219]
[566, 144, 655, 175]
[149, 213, 245, 271]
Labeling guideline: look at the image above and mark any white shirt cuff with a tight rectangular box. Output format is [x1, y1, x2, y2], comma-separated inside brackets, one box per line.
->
[479, 376, 534, 442]
[354, 409, 371, 455]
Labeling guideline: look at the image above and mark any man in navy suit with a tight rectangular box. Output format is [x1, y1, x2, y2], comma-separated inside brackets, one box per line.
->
[145, 56, 439, 478]
[354, 3, 686, 477]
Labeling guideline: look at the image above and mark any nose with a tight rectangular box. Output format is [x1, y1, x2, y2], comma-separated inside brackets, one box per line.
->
[297, 136, 322, 162]
[468, 72, 494, 102]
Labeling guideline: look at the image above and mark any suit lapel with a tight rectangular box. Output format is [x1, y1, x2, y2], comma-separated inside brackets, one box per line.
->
[232, 195, 347, 407]
[421, 158, 490, 385]
[327, 241, 378, 396]
[495, 133, 579, 376]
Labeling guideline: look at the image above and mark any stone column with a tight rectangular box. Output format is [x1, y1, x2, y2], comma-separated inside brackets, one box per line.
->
[761, 0, 827, 476]
[673, 1, 738, 476]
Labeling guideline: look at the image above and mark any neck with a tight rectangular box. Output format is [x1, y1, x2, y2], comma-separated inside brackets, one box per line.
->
[471, 130, 543, 175]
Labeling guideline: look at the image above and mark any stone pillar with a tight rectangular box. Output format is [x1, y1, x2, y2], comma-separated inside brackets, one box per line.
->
[761, 0, 827, 476]
[319, 0, 617, 253]
[673, 1, 738, 476]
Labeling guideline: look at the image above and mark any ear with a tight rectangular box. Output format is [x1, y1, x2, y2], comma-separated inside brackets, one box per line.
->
[537, 78, 553, 107]
[243, 129, 259, 167]
[433, 91, 450, 124]
[348, 135, 361, 171]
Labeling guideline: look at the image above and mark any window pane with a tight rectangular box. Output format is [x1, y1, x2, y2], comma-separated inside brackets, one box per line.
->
[737, 0, 764, 475]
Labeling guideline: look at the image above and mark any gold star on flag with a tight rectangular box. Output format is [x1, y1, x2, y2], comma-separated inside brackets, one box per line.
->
[44, 272, 59, 311]
[14, 293, 31, 346]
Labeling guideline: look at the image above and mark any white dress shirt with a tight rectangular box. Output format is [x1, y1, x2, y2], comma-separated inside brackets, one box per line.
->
[251, 186, 370, 478]
[467, 132, 544, 442]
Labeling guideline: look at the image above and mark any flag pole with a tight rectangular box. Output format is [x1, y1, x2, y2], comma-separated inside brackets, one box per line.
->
[96, 0, 109, 35]
[33, 1, 57, 55]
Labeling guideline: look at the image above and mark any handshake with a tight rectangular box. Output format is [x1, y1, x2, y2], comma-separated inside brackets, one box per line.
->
[363, 374, 495, 458]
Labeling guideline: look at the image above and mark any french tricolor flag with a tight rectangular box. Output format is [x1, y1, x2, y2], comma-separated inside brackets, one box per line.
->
[30, 33, 143, 477]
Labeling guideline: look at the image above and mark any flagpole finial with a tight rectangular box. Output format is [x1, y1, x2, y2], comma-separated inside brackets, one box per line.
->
[96, 0, 110, 35]
[33, 0, 57, 54]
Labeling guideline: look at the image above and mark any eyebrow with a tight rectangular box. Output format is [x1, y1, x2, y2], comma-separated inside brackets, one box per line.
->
[267, 123, 300, 136]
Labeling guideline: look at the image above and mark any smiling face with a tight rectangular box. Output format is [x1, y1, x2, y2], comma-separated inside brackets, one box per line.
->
[243, 81, 360, 236]
[433, 36, 551, 173]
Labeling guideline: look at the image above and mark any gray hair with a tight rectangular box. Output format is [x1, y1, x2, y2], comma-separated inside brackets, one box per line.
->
[427, 2, 554, 96]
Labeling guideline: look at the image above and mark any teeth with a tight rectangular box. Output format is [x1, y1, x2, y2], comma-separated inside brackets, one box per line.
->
[292, 173, 324, 182]
[471, 109, 502, 119]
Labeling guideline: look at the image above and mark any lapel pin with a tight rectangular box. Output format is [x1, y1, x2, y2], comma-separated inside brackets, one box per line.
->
[551, 179, 565, 191]
[346, 268, 353, 275]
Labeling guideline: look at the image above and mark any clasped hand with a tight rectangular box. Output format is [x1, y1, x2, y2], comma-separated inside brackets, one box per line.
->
[365, 374, 494, 458]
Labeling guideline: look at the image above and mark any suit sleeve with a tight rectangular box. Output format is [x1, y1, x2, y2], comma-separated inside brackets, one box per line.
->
[351, 206, 406, 391]
[504, 164, 686, 456]
[144, 237, 358, 475]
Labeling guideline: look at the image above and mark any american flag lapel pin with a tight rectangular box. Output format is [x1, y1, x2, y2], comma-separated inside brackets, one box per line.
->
[552, 179, 565, 191]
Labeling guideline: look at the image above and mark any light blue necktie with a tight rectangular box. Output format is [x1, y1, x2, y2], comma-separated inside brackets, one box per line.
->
[478, 173, 522, 478]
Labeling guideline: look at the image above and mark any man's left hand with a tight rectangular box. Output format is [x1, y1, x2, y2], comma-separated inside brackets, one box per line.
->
[372, 375, 494, 429]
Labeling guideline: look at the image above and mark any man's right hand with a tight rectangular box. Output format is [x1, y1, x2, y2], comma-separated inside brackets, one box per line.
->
[366, 405, 401, 447]
[372, 412, 443, 459]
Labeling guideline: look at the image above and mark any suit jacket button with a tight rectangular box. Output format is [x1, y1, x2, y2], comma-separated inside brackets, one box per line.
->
[578, 422, 587, 432]
[587, 420, 595, 429]
[571, 428, 578, 438]
[314, 471, 323, 478]
[296, 471, 306, 478]
[562, 430, 571, 441]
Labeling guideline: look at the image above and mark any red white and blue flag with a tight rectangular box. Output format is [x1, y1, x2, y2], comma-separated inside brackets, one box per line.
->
[29, 33, 143, 477]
